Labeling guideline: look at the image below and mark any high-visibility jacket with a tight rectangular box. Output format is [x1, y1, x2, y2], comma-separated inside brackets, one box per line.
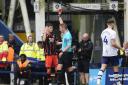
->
[0, 41, 8, 61]
[0, 41, 8, 67]
[36, 48, 45, 61]
[7, 47, 14, 62]
[17, 60, 30, 69]
[19, 43, 38, 58]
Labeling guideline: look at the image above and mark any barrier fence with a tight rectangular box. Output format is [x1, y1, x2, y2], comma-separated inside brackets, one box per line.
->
[89, 68, 128, 85]
[0, 61, 128, 85]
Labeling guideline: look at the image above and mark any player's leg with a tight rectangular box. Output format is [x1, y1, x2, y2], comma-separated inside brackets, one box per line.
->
[97, 64, 107, 85]
[97, 57, 108, 85]
[56, 54, 64, 84]
[56, 64, 63, 84]
[78, 60, 86, 85]
[113, 66, 121, 85]
[66, 52, 74, 85]
[45, 56, 52, 81]
[84, 61, 90, 85]
[79, 72, 86, 85]
[52, 55, 58, 81]
[53, 55, 58, 73]
[85, 73, 89, 85]
[112, 56, 121, 85]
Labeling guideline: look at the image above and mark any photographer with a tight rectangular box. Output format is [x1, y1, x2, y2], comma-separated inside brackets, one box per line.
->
[78, 33, 93, 85]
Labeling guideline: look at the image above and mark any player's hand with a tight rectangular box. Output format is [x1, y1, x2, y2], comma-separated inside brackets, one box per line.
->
[57, 8, 63, 16]
[59, 52, 63, 58]
[56, 41, 59, 45]
[56, 41, 62, 45]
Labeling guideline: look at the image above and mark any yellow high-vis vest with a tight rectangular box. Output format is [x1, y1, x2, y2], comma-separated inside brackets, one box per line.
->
[0, 41, 8, 53]
[0, 41, 8, 62]
[36, 48, 45, 61]
[20, 43, 37, 58]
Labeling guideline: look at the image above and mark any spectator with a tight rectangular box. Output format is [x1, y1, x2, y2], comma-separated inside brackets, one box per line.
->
[123, 42, 128, 56]
[36, 41, 47, 85]
[120, 42, 128, 67]
[0, 35, 8, 67]
[8, 34, 20, 55]
[19, 35, 38, 62]
[7, 44, 14, 62]
[36, 41, 45, 62]
[7, 44, 15, 85]
[15, 54, 31, 85]
[78, 33, 93, 85]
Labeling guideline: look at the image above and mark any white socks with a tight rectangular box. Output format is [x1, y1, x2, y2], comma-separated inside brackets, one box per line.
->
[97, 70, 104, 85]
[114, 72, 121, 85]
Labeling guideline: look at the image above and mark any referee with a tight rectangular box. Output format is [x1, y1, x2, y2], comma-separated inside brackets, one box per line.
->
[56, 16, 74, 85]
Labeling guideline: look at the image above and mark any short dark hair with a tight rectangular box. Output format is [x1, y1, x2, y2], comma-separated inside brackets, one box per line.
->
[107, 19, 114, 24]
[37, 41, 43, 48]
[46, 23, 53, 27]
[20, 54, 27, 59]
[59, 23, 67, 29]
[37, 41, 42, 45]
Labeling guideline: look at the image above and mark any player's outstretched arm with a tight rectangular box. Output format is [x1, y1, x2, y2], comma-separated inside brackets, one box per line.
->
[59, 16, 64, 24]
[58, 8, 64, 24]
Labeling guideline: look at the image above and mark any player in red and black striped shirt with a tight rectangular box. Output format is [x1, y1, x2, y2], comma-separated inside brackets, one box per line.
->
[43, 23, 58, 81]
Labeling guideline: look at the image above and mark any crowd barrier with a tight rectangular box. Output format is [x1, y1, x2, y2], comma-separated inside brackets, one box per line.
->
[1, 61, 128, 85]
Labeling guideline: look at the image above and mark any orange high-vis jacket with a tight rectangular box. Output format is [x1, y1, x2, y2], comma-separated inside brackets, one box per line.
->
[7, 47, 14, 62]
[17, 60, 30, 69]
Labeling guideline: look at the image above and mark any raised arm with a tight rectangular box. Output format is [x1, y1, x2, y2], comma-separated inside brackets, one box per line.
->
[59, 16, 64, 24]
[58, 8, 64, 24]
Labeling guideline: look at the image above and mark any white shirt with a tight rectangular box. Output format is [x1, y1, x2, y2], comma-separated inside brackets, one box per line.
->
[101, 28, 118, 57]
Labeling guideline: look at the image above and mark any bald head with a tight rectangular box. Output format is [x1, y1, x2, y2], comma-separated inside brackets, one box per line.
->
[82, 33, 89, 41]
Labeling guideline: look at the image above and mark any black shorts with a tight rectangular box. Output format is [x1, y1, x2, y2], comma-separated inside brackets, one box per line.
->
[78, 60, 89, 73]
[58, 52, 73, 69]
